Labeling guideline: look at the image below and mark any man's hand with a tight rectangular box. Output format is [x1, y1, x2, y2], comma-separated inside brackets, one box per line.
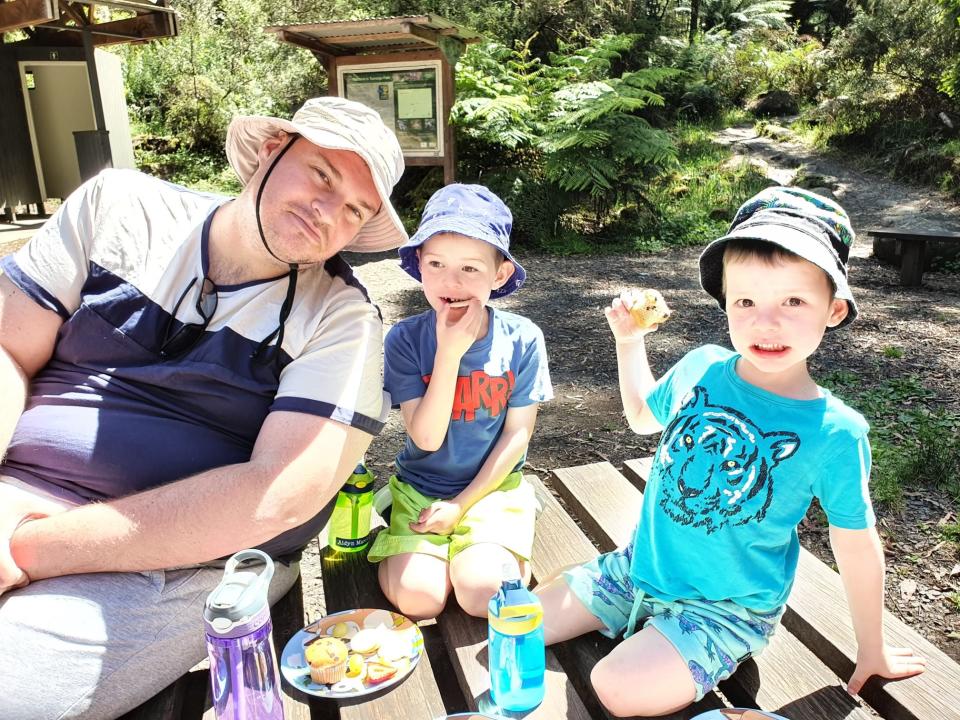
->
[435, 299, 484, 360]
[1, 513, 42, 596]
[409, 500, 463, 536]
[847, 645, 927, 695]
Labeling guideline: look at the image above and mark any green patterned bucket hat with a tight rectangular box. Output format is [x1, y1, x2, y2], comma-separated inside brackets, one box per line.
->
[699, 186, 858, 329]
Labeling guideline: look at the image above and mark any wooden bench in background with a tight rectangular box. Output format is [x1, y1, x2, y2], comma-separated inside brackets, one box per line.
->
[867, 228, 960, 286]
[121, 458, 960, 720]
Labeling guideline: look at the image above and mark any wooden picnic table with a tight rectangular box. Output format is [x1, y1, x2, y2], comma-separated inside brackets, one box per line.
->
[123, 458, 959, 720]
[867, 228, 960, 286]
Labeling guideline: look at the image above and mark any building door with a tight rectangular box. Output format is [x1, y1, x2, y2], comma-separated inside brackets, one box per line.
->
[19, 61, 96, 201]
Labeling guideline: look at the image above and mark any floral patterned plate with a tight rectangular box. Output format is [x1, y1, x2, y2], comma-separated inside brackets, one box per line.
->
[280, 608, 423, 698]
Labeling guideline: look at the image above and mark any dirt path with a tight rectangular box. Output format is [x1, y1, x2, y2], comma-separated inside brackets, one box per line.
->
[715, 124, 960, 237]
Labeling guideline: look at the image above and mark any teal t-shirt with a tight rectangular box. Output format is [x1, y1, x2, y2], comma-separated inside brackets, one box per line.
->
[631, 344, 875, 611]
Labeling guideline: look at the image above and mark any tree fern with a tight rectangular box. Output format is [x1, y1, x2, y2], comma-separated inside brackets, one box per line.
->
[541, 67, 679, 212]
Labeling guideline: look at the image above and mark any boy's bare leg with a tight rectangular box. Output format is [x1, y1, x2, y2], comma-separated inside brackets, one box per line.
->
[449, 542, 529, 618]
[377, 552, 451, 620]
[534, 571, 605, 645]
[591, 625, 697, 717]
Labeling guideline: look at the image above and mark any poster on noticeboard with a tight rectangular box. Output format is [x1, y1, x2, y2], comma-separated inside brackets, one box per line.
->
[338, 60, 443, 157]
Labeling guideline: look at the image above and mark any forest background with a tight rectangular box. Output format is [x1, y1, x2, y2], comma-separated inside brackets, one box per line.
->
[7, 0, 960, 651]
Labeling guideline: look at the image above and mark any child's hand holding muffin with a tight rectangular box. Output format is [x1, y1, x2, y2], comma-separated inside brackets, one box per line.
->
[605, 288, 671, 342]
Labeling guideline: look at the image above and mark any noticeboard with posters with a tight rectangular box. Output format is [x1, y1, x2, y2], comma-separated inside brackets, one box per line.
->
[338, 60, 443, 157]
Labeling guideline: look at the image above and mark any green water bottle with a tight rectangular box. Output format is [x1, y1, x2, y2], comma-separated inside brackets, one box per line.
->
[328, 462, 375, 552]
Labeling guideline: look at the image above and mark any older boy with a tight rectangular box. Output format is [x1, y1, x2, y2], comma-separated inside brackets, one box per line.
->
[369, 184, 552, 619]
[535, 187, 925, 716]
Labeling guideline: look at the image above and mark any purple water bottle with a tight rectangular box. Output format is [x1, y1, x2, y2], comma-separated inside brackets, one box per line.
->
[204, 549, 285, 720]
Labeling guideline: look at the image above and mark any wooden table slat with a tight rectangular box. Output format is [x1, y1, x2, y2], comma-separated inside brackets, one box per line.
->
[270, 574, 314, 720]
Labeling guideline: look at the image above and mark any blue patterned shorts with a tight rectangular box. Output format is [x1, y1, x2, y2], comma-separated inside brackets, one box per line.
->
[563, 546, 784, 700]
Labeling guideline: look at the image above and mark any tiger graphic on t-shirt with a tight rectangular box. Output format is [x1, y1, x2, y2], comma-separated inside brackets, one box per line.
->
[656, 386, 800, 534]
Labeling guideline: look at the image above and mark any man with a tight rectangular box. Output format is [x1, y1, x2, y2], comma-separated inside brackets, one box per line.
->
[0, 96, 406, 719]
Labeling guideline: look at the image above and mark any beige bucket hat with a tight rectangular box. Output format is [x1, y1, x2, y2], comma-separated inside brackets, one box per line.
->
[225, 96, 408, 252]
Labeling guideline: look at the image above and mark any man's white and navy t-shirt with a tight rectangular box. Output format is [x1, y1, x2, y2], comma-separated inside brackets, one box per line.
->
[384, 307, 552, 498]
[0, 169, 388, 558]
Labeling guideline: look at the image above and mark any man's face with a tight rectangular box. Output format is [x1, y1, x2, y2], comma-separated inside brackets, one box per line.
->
[253, 135, 381, 266]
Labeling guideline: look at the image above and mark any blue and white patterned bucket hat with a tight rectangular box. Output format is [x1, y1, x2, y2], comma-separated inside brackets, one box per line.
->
[699, 186, 858, 329]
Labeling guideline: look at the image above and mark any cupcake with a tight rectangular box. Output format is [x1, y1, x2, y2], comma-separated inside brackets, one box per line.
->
[305, 636, 348, 684]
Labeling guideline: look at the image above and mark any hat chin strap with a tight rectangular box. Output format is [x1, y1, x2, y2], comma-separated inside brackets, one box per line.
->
[251, 133, 307, 369]
[254, 133, 309, 271]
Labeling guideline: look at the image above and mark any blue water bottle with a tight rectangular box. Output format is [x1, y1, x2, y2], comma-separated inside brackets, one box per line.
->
[487, 567, 546, 712]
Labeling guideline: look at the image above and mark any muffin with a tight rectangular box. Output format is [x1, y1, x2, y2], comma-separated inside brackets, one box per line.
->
[305, 636, 348, 684]
[628, 288, 671, 329]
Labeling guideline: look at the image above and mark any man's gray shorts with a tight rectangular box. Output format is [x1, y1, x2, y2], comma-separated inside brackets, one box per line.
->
[0, 559, 300, 719]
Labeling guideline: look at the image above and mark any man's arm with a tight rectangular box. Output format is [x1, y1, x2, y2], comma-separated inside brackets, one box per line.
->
[410, 404, 538, 535]
[830, 525, 926, 694]
[604, 290, 662, 435]
[0, 274, 63, 457]
[10, 410, 371, 579]
[0, 273, 65, 591]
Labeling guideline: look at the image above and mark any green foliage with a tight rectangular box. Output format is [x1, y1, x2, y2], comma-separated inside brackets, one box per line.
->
[824, 0, 959, 100]
[453, 34, 679, 248]
[941, 0, 960, 96]
[623, 118, 772, 249]
[451, 39, 549, 151]
[677, 0, 793, 34]
[820, 371, 960, 509]
[121, 0, 325, 154]
[541, 70, 678, 208]
[132, 127, 241, 193]
[940, 522, 960, 544]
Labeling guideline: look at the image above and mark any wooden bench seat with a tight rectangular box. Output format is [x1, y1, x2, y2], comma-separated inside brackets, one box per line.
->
[121, 457, 957, 720]
[867, 228, 960, 286]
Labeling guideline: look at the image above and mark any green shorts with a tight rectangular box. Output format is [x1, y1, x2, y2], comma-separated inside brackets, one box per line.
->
[367, 472, 537, 563]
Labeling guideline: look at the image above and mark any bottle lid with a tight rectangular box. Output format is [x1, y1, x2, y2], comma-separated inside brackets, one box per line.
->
[204, 549, 274, 636]
[346, 463, 374, 490]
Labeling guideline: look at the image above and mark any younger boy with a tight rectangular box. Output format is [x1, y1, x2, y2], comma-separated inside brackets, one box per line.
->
[369, 184, 552, 619]
[535, 187, 925, 716]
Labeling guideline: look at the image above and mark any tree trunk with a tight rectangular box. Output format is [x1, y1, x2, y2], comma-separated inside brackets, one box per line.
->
[688, 0, 700, 43]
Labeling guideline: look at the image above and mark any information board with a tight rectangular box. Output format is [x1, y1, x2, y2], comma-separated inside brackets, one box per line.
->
[340, 61, 442, 156]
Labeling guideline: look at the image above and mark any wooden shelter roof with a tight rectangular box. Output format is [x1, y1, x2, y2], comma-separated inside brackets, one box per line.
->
[0, 0, 177, 46]
[267, 15, 480, 60]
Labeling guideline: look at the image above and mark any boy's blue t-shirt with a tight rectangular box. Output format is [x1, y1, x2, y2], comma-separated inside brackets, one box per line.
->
[633, 344, 874, 612]
[384, 307, 553, 498]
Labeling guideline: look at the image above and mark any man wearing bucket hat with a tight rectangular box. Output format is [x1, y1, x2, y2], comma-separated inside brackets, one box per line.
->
[367, 184, 553, 620]
[0, 96, 406, 718]
[535, 187, 924, 717]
